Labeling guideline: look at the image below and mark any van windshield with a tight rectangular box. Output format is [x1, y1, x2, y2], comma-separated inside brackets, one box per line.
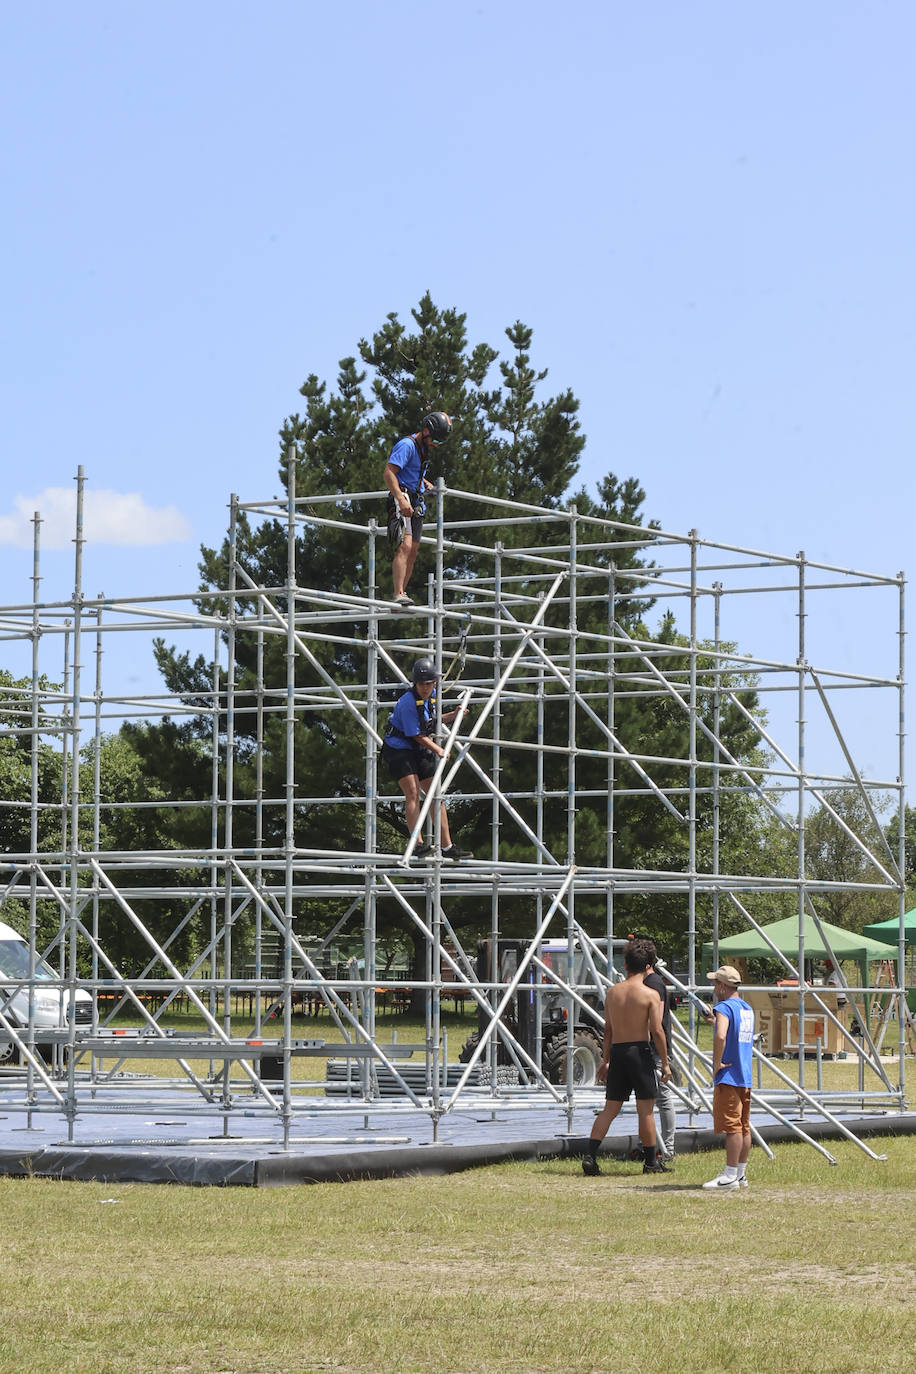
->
[0, 940, 57, 981]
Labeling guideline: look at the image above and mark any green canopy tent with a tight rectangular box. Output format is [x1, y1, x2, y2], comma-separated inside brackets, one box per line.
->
[862, 911, 916, 1013]
[702, 913, 893, 989]
[861, 908, 916, 947]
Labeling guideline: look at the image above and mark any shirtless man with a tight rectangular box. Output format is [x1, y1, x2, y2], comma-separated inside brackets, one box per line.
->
[582, 942, 673, 1176]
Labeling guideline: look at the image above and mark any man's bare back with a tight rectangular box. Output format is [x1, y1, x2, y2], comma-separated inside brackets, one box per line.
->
[607, 973, 662, 1043]
[599, 970, 670, 1079]
[584, 945, 673, 1176]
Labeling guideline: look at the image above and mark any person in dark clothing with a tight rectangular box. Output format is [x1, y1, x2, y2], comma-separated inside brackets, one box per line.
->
[383, 411, 451, 606]
[380, 657, 469, 861]
[582, 942, 672, 1177]
[630, 937, 677, 1164]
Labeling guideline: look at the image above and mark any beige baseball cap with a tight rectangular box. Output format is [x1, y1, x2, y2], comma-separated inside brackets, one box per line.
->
[707, 965, 741, 987]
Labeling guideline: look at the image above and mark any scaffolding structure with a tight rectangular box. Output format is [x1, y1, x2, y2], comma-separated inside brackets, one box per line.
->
[0, 466, 909, 1156]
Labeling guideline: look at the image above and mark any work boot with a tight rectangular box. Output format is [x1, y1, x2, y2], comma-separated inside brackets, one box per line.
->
[582, 1153, 601, 1176]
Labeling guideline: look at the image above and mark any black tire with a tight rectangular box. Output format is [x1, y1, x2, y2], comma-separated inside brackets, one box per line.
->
[0, 1018, 24, 1066]
[458, 1019, 520, 1066]
[543, 1028, 603, 1086]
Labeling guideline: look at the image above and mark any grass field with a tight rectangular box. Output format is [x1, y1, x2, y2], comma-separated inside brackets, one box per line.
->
[1, 1134, 913, 1374]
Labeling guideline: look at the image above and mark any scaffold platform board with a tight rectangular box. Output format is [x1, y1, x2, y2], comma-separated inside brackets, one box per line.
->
[0, 1084, 912, 1187]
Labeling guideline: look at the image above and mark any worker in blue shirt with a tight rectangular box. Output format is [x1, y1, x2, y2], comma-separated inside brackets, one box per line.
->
[702, 964, 755, 1191]
[383, 411, 451, 607]
[381, 657, 469, 861]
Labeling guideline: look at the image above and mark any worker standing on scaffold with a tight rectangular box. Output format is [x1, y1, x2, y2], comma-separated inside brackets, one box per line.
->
[383, 411, 451, 608]
[381, 657, 470, 862]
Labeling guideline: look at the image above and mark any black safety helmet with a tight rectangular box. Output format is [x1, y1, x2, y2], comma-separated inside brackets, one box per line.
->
[412, 657, 439, 684]
[421, 411, 451, 445]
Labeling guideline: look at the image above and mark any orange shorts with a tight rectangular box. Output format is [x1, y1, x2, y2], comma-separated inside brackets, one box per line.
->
[713, 1083, 751, 1134]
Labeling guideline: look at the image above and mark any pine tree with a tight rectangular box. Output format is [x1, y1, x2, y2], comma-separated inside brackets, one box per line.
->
[143, 295, 763, 962]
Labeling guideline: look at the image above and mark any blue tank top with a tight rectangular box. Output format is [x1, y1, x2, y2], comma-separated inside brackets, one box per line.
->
[714, 996, 754, 1088]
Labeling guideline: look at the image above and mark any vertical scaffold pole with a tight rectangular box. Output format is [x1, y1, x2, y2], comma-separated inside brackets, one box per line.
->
[281, 450, 297, 1148]
[711, 581, 722, 974]
[606, 564, 616, 949]
[487, 543, 504, 1090]
[253, 565, 266, 1037]
[687, 532, 698, 1029]
[565, 507, 578, 1111]
[365, 518, 379, 1090]
[534, 600, 546, 1078]
[59, 622, 71, 980]
[222, 495, 239, 1129]
[209, 632, 221, 1033]
[64, 469, 87, 1141]
[896, 572, 907, 1083]
[26, 511, 42, 1123]
[796, 550, 808, 1091]
[429, 482, 448, 1115]
[90, 598, 103, 1088]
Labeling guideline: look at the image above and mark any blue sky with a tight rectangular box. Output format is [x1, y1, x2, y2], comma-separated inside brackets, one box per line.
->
[1, 1, 912, 789]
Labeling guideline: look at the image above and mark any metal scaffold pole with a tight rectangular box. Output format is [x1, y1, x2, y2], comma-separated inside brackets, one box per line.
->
[0, 470, 906, 1163]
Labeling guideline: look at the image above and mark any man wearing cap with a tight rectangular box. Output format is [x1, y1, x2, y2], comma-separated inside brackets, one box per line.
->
[381, 657, 469, 862]
[383, 411, 451, 607]
[703, 965, 755, 1192]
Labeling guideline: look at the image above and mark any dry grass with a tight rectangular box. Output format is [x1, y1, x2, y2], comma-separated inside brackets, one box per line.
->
[0, 1136, 914, 1374]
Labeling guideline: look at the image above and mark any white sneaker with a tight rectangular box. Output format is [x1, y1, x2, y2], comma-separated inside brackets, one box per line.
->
[737, 1175, 749, 1189]
[702, 1172, 740, 1191]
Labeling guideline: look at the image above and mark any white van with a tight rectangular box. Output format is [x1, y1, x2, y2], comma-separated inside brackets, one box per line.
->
[0, 919, 93, 1062]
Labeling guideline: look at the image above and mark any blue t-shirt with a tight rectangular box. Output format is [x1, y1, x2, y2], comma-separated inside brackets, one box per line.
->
[714, 995, 754, 1088]
[385, 687, 436, 751]
[388, 436, 427, 513]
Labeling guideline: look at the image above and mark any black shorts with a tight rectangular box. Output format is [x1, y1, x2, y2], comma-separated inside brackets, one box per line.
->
[381, 741, 436, 782]
[386, 492, 423, 549]
[605, 1041, 658, 1102]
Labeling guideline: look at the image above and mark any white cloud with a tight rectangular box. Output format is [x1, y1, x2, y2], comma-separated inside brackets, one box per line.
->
[0, 487, 192, 549]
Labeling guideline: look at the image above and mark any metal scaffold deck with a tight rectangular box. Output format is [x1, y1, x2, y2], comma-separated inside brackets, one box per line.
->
[0, 467, 911, 1183]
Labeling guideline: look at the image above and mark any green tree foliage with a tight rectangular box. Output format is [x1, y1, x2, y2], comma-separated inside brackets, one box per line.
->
[141, 295, 766, 963]
[0, 660, 221, 974]
[81, 723, 216, 974]
[571, 625, 771, 954]
[804, 780, 899, 929]
[884, 804, 916, 908]
[0, 671, 60, 969]
[0, 669, 64, 861]
[156, 297, 594, 846]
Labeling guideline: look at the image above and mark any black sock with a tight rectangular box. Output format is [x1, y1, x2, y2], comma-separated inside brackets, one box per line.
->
[586, 1138, 599, 1160]
[644, 1144, 657, 1167]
